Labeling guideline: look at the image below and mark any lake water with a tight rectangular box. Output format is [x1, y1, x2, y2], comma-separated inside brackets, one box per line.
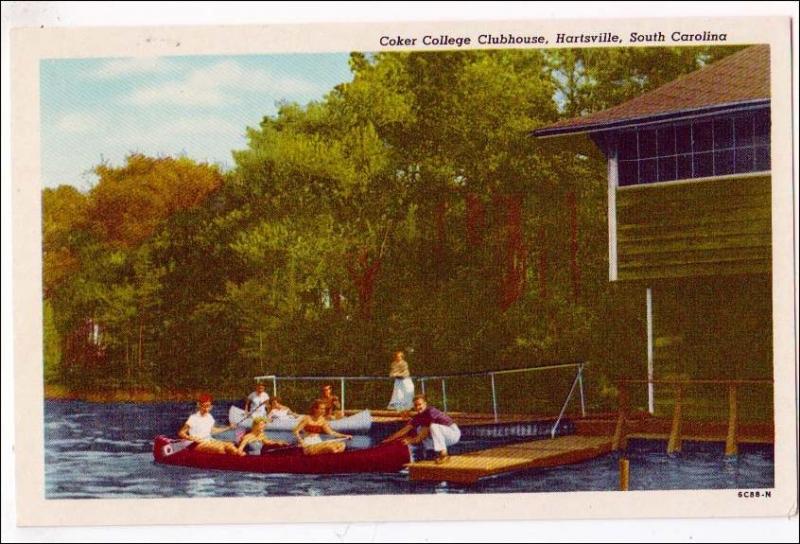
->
[44, 400, 774, 499]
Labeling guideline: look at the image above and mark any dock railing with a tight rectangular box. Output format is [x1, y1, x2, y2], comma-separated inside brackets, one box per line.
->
[255, 361, 587, 428]
[614, 378, 773, 456]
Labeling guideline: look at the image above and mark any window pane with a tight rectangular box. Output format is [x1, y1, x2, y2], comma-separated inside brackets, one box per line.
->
[714, 150, 734, 176]
[618, 132, 638, 160]
[657, 126, 675, 156]
[734, 115, 753, 147]
[618, 160, 638, 186]
[639, 129, 657, 158]
[755, 145, 770, 171]
[658, 156, 676, 182]
[640, 158, 658, 183]
[713, 118, 734, 149]
[694, 151, 713, 177]
[693, 121, 713, 151]
[675, 124, 692, 154]
[677, 154, 693, 179]
[754, 110, 770, 146]
[735, 148, 754, 173]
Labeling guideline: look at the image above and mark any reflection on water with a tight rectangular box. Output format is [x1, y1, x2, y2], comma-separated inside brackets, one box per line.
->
[44, 400, 774, 499]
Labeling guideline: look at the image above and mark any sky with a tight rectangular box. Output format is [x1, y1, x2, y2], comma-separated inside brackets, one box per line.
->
[40, 53, 353, 189]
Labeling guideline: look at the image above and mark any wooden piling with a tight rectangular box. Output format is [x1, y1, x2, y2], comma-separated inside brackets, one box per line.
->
[619, 457, 630, 491]
[725, 383, 738, 456]
[612, 383, 629, 451]
[667, 384, 683, 454]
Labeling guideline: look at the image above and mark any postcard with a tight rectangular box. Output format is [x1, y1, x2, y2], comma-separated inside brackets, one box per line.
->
[8, 12, 798, 530]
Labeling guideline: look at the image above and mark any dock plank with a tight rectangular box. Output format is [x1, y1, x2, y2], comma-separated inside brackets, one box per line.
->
[407, 435, 612, 484]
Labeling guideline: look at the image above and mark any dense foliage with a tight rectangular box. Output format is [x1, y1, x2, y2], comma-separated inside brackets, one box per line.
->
[43, 47, 746, 410]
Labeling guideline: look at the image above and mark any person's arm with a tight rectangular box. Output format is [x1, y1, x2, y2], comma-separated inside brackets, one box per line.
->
[404, 426, 429, 446]
[382, 423, 413, 443]
[178, 422, 194, 441]
[236, 434, 252, 454]
[322, 421, 351, 440]
[293, 417, 308, 443]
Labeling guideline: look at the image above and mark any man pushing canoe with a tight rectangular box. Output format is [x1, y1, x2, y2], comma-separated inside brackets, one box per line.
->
[382, 394, 461, 463]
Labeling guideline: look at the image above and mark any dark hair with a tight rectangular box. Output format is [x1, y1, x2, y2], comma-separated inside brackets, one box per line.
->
[413, 394, 427, 403]
[309, 399, 327, 414]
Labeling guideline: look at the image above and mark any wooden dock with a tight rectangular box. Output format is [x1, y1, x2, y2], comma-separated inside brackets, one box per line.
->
[407, 435, 613, 484]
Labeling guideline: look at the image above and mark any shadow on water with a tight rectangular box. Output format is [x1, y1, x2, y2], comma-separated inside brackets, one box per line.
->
[44, 400, 774, 499]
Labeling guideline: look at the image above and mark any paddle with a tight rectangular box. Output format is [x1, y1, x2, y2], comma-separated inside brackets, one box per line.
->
[233, 398, 270, 427]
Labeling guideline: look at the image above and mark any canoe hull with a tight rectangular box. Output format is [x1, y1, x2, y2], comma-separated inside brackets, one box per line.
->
[228, 406, 372, 434]
[153, 435, 410, 474]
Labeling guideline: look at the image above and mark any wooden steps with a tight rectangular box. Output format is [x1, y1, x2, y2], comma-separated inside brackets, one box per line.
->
[407, 435, 613, 484]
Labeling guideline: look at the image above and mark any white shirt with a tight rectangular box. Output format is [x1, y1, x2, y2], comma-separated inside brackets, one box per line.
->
[247, 391, 270, 416]
[186, 412, 215, 439]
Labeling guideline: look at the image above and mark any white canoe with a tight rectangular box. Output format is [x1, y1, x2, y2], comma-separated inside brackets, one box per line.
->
[228, 405, 372, 434]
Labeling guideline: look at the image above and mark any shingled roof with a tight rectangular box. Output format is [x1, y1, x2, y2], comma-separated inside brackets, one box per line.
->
[534, 45, 770, 137]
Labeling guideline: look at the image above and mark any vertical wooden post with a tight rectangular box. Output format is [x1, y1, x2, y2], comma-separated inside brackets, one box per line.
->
[619, 457, 630, 491]
[667, 384, 683, 454]
[612, 382, 629, 451]
[725, 383, 739, 457]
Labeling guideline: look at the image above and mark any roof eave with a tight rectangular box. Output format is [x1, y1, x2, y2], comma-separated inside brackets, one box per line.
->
[532, 99, 771, 139]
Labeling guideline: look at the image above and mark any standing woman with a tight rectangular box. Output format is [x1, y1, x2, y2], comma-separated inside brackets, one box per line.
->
[293, 400, 352, 455]
[387, 350, 415, 411]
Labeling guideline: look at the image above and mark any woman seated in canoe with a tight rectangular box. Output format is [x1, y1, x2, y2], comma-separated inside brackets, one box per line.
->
[266, 397, 297, 421]
[236, 416, 289, 455]
[293, 399, 352, 455]
[178, 394, 239, 455]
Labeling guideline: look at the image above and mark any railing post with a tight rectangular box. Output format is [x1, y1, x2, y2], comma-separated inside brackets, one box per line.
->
[612, 381, 629, 451]
[441, 379, 448, 412]
[272, 376, 277, 399]
[340, 378, 346, 414]
[420, 378, 426, 396]
[667, 384, 683, 454]
[578, 364, 586, 417]
[490, 373, 498, 423]
[725, 383, 738, 457]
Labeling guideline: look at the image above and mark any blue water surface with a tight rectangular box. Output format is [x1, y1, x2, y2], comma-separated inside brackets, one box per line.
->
[44, 400, 774, 499]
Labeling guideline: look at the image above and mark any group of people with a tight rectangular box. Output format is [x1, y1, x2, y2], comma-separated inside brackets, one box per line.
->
[177, 383, 351, 457]
[176, 350, 460, 463]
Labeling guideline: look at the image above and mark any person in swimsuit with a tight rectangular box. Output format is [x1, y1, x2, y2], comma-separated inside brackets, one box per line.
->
[236, 417, 289, 455]
[293, 399, 352, 455]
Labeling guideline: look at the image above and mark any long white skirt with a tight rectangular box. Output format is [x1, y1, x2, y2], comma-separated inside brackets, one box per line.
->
[387, 377, 415, 410]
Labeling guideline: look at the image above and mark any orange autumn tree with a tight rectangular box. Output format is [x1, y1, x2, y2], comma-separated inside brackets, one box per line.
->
[89, 154, 223, 247]
[45, 154, 224, 390]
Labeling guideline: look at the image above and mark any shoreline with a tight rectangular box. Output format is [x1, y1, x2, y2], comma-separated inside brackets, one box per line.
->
[44, 384, 242, 404]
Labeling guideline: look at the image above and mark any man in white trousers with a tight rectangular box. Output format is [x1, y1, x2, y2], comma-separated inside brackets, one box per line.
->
[382, 394, 461, 463]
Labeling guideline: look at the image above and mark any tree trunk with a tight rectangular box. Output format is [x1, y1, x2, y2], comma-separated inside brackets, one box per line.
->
[500, 193, 526, 311]
[567, 190, 581, 302]
[434, 199, 447, 262]
[538, 224, 548, 300]
[346, 249, 381, 320]
[138, 317, 144, 384]
[465, 192, 485, 248]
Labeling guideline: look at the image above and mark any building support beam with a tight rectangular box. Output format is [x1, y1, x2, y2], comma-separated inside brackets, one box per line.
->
[607, 140, 619, 281]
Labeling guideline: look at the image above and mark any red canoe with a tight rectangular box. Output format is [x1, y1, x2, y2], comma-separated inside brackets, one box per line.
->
[153, 435, 410, 474]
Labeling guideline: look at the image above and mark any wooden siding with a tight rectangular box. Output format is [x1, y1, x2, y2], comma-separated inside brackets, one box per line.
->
[616, 175, 771, 281]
